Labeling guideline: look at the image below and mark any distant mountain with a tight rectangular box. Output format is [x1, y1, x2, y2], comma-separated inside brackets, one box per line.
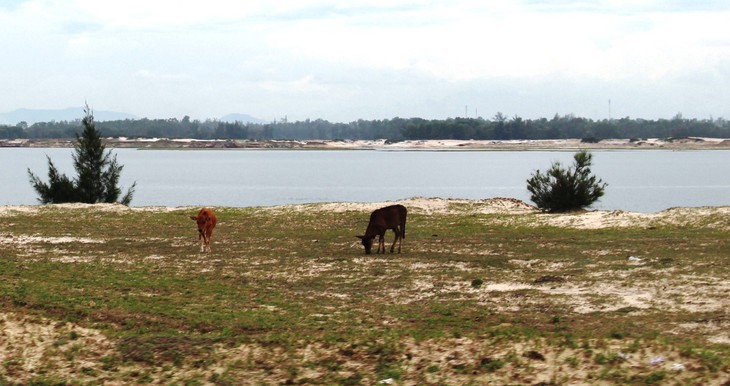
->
[0, 107, 138, 125]
[219, 113, 266, 124]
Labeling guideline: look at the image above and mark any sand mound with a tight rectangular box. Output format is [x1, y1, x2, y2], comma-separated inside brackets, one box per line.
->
[542, 206, 730, 230]
[2, 199, 727, 230]
[269, 197, 538, 215]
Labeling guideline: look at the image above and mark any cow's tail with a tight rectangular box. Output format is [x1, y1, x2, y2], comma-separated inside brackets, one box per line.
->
[400, 207, 407, 239]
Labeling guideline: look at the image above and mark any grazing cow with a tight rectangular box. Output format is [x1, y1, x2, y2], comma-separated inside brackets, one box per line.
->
[190, 208, 217, 253]
[356, 204, 407, 254]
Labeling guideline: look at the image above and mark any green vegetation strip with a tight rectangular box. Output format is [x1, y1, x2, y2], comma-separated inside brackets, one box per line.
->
[0, 203, 728, 384]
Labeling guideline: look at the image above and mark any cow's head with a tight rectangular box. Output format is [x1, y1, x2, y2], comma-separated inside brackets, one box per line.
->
[356, 235, 375, 254]
[190, 214, 209, 237]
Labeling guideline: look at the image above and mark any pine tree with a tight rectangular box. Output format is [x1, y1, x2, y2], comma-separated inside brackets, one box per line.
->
[27, 156, 77, 204]
[28, 105, 136, 205]
[526, 150, 607, 212]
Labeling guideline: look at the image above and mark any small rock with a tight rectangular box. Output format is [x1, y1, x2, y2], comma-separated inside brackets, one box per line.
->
[524, 350, 545, 361]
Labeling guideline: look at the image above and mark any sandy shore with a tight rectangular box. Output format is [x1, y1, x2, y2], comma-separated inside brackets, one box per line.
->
[3, 137, 730, 150]
[3, 197, 729, 230]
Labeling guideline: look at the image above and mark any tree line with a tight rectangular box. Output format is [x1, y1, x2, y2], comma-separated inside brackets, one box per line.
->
[2, 113, 730, 141]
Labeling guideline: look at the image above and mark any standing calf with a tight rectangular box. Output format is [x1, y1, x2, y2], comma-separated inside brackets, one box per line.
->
[356, 204, 407, 254]
[190, 208, 217, 253]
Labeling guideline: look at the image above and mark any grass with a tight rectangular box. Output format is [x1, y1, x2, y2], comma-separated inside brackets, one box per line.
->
[0, 201, 728, 384]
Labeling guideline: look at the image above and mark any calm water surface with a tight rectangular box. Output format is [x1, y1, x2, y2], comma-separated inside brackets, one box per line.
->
[2, 148, 729, 213]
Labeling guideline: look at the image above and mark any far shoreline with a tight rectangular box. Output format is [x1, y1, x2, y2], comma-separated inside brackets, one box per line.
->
[2, 137, 730, 150]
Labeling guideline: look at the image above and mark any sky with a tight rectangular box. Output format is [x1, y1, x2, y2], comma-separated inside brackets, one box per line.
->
[2, 0, 730, 123]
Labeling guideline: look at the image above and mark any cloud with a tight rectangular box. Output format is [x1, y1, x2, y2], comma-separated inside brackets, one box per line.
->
[1, 0, 729, 121]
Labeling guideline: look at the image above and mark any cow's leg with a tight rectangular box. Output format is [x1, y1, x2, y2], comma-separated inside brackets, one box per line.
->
[202, 230, 211, 252]
[395, 227, 402, 253]
[398, 231, 402, 253]
[390, 228, 399, 253]
[378, 234, 385, 254]
[199, 236, 205, 253]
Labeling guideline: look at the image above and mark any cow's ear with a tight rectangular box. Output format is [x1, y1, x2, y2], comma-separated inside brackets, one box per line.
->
[190, 216, 197, 221]
[355, 235, 364, 240]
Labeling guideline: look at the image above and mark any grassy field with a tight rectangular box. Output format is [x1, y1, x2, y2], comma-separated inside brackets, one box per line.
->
[0, 198, 728, 385]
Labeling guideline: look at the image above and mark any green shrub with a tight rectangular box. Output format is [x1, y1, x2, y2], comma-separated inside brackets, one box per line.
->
[526, 150, 607, 212]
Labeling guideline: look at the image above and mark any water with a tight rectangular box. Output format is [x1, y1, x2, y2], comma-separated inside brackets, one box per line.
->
[3, 148, 730, 212]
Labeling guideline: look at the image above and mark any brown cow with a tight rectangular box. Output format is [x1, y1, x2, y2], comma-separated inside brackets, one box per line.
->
[356, 204, 407, 254]
[190, 208, 217, 253]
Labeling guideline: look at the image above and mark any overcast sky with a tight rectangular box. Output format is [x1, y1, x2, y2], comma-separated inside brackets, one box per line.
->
[2, 0, 729, 123]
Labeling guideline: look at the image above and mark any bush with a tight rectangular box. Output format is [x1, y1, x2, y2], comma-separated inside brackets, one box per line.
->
[526, 150, 607, 212]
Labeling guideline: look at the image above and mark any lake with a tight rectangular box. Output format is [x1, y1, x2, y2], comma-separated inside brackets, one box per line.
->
[2, 148, 730, 213]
